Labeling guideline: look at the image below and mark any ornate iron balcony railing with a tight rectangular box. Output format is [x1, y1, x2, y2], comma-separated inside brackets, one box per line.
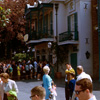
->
[59, 31, 78, 42]
[28, 30, 53, 40]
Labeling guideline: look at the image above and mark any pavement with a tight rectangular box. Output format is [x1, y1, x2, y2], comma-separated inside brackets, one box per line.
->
[16, 78, 100, 100]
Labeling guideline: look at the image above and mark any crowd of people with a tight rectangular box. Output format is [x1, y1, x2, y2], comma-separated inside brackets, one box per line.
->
[0, 60, 97, 100]
[30, 64, 97, 100]
[0, 60, 54, 81]
[0, 59, 55, 100]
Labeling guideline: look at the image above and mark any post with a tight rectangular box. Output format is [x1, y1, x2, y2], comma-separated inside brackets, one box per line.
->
[49, 48, 50, 65]
[48, 42, 52, 66]
[97, 0, 100, 82]
[55, 3, 59, 72]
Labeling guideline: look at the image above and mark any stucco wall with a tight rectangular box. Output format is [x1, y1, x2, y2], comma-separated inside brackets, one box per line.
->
[77, 1, 93, 76]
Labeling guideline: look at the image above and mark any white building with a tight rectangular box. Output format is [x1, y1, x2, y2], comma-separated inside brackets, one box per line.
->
[25, 0, 93, 77]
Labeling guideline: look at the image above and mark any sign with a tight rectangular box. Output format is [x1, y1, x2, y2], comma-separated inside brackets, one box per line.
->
[24, 34, 28, 42]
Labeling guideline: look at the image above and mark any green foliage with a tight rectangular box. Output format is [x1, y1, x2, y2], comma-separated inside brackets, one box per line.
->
[0, 6, 11, 27]
[12, 53, 34, 61]
[12, 53, 27, 61]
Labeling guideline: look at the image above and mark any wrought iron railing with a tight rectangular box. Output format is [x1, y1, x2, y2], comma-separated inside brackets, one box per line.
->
[28, 30, 53, 40]
[59, 31, 78, 42]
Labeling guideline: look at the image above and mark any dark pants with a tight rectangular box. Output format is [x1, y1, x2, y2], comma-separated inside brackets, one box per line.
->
[65, 82, 69, 100]
[3, 93, 8, 100]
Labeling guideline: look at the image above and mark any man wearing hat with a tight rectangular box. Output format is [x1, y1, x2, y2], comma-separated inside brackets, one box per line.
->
[65, 64, 75, 82]
[65, 64, 75, 100]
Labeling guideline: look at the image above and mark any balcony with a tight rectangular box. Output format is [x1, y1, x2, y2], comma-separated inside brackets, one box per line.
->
[46, 0, 66, 3]
[59, 31, 78, 42]
[28, 30, 53, 40]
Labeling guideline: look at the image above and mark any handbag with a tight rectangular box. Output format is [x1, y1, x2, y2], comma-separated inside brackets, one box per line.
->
[14, 97, 18, 100]
[49, 93, 53, 99]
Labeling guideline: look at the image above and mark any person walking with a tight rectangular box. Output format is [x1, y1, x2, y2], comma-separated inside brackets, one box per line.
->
[33, 60, 38, 79]
[29, 61, 33, 79]
[0, 73, 18, 100]
[75, 78, 97, 100]
[76, 65, 92, 82]
[68, 72, 76, 100]
[7, 65, 13, 79]
[72, 65, 92, 100]
[17, 64, 21, 80]
[43, 65, 52, 100]
[30, 86, 46, 100]
[12, 61, 17, 80]
[65, 63, 75, 100]
[37, 61, 42, 80]
[50, 81, 57, 100]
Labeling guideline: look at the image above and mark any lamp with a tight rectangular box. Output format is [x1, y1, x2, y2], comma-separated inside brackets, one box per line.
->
[84, 3, 88, 11]
[27, 47, 31, 53]
[85, 51, 90, 59]
[14, 51, 16, 55]
[55, 4, 59, 13]
[23, 51, 25, 53]
[48, 42, 52, 64]
[48, 42, 52, 49]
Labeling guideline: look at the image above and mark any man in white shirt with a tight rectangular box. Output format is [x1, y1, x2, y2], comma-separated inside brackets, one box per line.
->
[76, 65, 92, 82]
[75, 78, 97, 100]
[72, 65, 92, 100]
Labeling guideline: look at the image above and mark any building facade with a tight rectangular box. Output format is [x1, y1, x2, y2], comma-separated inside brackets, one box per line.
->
[25, 0, 94, 77]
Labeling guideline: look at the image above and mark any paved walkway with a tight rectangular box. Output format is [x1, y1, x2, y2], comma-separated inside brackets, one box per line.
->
[16, 78, 100, 100]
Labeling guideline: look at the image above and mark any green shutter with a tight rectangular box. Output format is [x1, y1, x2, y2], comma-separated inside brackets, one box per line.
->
[74, 12, 78, 40]
[70, 53, 77, 75]
[67, 16, 71, 34]
[50, 12, 53, 35]
[46, 15, 48, 34]
[42, 8, 45, 34]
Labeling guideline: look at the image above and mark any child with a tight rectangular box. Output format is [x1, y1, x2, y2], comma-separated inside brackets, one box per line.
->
[68, 72, 76, 100]
[50, 81, 57, 100]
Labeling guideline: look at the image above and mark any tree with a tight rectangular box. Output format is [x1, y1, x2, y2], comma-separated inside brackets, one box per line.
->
[0, 6, 10, 28]
[0, 0, 34, 59]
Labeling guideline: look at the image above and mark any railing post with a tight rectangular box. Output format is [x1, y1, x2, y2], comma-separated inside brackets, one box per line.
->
[55, 3, 59, 72]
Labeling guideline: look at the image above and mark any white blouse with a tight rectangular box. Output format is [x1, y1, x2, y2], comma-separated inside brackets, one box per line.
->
[0, 79, 18, 100]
